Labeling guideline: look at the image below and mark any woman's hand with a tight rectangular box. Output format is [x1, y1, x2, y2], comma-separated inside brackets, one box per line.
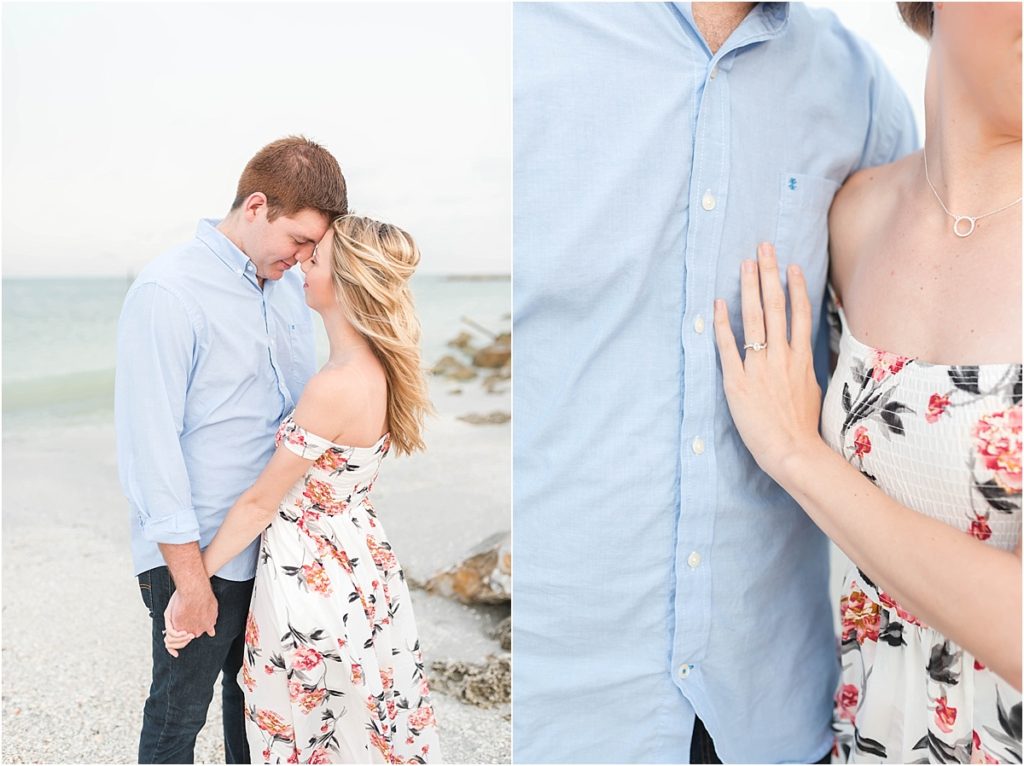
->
[163, 590, 197, 658]
[713, 242, 825, 482]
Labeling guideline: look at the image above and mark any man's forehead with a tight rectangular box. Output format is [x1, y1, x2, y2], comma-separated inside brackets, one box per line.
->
[283, 209, 330, 237]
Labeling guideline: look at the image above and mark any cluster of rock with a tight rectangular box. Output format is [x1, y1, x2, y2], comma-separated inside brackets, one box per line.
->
[425, 531, 510, 605]
[429, 654, 511, 708]
[422, 317, 512, 709]
[424, 531, 512, 708]
[430, 319, 511, 396]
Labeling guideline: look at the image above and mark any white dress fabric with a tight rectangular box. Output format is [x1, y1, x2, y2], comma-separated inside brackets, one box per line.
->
[821, 287, 1021, 764]
[240, 413, 442, 764]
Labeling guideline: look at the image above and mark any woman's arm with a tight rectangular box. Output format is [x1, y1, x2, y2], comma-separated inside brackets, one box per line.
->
[780, 439, 1022, 687]
[198, 446, 314, 576]
[713, 242, 1022, 690]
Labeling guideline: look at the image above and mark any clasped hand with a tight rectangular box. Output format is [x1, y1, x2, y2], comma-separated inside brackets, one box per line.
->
[163, 587, 217, 658]
[712, 242, 825, 481]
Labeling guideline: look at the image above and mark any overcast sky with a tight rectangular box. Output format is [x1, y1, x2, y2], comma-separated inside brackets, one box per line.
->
[2, 3, 511, 277]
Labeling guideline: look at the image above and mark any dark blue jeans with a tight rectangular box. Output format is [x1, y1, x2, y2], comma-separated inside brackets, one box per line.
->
[137, 566, 254, 764]
[690, 716, 833, 764]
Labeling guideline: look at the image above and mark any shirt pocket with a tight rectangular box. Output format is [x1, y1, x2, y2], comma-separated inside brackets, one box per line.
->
[288, 316, 316, 382]
[773, 172, 841, 312]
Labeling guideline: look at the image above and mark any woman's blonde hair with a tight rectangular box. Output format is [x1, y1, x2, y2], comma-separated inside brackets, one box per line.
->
[329, 215, 433, 456]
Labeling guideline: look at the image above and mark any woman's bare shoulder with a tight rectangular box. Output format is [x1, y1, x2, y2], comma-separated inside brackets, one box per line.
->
[828, 151, 920, 295]
[292, 366, 375, 434]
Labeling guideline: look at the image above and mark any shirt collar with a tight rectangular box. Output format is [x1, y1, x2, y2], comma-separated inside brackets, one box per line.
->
[672, 2, 790, 62]
[195, 218, 261, 285]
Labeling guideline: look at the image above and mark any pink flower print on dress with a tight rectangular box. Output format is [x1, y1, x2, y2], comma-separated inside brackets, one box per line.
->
[245, 611, 260, 647]
[303, 478, 337, 509]
[241, 661, 256, 693]
[308, 748, 332, 764]
[302, 562, 333, 596]
[968, 513, 993, 541]
[255, 709, 295, 741]
[934, 696, 957, 733]
[853, 426, 872, 460]
[840, 584, 880, 644]
[296, 509, 322, 536]
[868, 349, 910, 383]
[292, 647, 323, 672]
[298, 687, 326, 714]
[926, 393, 952, 424]
[836, 684, 859, 724]
[408, 705, 437, 731]
[971, 730, 1000, 764]
[972, 405, 1022, 492]
[369, 730, 393, 760]
[315, 448, 348, 472]
[367, 535, 399, 572]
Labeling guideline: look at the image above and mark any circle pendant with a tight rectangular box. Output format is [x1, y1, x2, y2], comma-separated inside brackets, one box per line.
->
[953, 216, 977, 238]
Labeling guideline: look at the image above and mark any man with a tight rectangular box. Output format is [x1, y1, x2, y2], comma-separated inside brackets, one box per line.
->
[513, 3, 917, 763]
[116, 136, 347, 763]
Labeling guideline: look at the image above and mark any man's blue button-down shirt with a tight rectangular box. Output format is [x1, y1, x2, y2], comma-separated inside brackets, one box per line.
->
[116, 219, 316, 581]
[513, 3, 918, 762]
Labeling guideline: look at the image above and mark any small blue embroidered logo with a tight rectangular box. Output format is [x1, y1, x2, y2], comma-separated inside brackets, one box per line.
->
[788, 177, 798, 190]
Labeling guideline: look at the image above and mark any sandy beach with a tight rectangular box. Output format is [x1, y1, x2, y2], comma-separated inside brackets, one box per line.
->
[1, 373, 511, 765]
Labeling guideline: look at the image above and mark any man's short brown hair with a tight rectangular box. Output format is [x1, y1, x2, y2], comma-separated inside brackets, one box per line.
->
[231, 135, 347, 221]
[897, 2, 934, 39]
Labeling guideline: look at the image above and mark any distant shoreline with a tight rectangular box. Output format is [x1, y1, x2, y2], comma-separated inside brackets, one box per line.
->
[441, 274, 510, 282]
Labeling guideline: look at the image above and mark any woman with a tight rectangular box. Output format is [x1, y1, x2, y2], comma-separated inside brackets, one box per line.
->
[713, 3, 1020, 763]
[164, 216, 442, 764]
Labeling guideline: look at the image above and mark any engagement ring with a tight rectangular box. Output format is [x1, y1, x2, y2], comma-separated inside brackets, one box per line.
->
[743, 341, 767, 351]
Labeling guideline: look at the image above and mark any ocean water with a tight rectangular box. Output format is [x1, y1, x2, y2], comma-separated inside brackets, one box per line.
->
[2, 275, 509, 426]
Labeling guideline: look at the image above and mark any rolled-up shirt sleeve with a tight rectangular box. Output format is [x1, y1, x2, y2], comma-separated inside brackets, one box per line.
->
[115, 281, 201, 544]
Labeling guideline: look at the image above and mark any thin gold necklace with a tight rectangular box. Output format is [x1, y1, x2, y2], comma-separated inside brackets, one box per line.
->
[923, 148, 1022, 238]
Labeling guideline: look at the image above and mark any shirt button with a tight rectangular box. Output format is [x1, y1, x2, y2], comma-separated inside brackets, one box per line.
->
[701, 190, 716, 211]
[678, 664, 691, 679]
[693, 315, 705, 334]
[692, 436, 705, 455]
[710, 64, 719, 80]
[688, 551, 702, 569]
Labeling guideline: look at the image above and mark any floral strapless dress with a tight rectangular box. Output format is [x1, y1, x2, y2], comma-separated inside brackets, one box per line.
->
[821, 288, 1021, 764]
[240, 413, 442, 764]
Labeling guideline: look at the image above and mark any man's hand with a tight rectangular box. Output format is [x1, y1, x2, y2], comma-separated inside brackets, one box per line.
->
[157, 541, 217, 656]
[164, 583, 217, 649]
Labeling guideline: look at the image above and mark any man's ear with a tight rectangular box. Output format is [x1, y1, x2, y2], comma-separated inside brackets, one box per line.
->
[241, 192, 268, 223]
